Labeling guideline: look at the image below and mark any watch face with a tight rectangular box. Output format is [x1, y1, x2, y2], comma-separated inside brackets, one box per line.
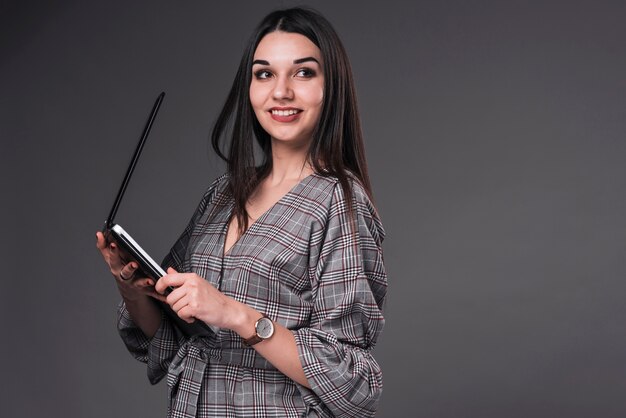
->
[256, 317, 274, 339]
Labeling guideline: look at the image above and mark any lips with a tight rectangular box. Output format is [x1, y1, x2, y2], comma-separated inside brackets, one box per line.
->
[269, 108, 302, 123]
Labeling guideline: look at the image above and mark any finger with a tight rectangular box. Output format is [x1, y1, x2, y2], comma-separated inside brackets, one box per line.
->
[137, 278, 166, 302]
[165, 286, 186, 307]
[155, 272, 186, 294]
[108, 240, 130, 260]
[96, 232, 114, 261]
[147, 290, 167, 303]
[177, 305, 195, 323]
[154, 276, 169, 294]
[119, 262, 139, 281]
[96, 232, 107, 251]
[108, 241, 125, 261]
[171, 295, 190, 315]
[134, 277, 155, 288]
[108, 244, 130, 272]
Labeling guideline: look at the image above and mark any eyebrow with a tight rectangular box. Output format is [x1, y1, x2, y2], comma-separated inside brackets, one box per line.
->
[294, 56, 320, 65]
[252, 57, 320, 66]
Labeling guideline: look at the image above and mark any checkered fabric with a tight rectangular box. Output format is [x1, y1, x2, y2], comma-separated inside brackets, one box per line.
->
[118, 173, 387, 417]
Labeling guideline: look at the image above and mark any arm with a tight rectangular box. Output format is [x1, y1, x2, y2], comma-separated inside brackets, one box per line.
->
[154, 180, 387, 413]
[96, 230, 179, 384]
[98, 179, 222, 383]
[233, 307, 310, 388]
[155, 268, 311, 387]
[292, 182, 387, 417]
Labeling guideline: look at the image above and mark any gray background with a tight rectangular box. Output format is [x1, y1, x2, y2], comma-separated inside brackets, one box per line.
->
[2, 0, 625, 417]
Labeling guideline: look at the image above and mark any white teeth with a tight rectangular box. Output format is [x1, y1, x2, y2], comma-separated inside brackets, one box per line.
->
[271, 109, 299, 116]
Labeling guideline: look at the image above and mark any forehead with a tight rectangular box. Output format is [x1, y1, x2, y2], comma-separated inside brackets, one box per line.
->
[253, 31, 321, 61]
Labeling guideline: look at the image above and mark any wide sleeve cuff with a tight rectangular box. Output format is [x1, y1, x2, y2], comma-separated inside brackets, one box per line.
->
[293, 327, 384, 418]
[117, 301, 185, 384]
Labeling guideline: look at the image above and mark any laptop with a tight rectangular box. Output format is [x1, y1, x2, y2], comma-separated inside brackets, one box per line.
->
[102, 92, 212, 336]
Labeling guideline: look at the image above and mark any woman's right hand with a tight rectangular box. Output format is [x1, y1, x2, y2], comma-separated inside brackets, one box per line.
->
[96, 231, 166, 302]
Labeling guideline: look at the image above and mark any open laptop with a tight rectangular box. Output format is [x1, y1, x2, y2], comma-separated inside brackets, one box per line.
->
[102, 92, 212, 336]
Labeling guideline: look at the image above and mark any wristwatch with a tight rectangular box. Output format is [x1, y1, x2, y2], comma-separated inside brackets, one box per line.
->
[243, 314, 275, 347]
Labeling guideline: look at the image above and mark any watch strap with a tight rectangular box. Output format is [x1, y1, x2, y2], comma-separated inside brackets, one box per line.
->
[242, 334, 263, 347]
[242, 314, 269, 347]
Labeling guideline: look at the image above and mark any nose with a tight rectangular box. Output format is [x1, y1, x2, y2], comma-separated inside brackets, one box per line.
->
[272, 75, 293, 100]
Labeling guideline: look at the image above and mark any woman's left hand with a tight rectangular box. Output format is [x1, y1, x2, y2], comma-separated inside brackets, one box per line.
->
[155, 267, 243, 329]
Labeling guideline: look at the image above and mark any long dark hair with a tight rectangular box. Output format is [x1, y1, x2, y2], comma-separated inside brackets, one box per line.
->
[211, 7, 372, 233]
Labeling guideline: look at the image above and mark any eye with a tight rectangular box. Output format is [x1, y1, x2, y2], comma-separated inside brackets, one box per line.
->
[254, 69, 272, 80]
[295, 68, 316, 78]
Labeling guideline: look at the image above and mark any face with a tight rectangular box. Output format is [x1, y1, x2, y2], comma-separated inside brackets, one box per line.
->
[250, 31, 324, 148]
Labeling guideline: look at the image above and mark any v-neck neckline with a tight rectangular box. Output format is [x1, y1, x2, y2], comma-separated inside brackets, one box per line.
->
[221, 173, 317, 258]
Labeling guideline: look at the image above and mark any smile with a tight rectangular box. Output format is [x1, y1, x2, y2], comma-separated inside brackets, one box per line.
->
[271, 109, 301, 116]
[269, 108, 302, 122]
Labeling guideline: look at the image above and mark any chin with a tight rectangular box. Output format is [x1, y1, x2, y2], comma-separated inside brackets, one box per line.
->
[270, 133, 312, 147]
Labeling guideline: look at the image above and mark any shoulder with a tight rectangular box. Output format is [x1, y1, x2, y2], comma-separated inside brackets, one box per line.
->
[200, 172, 231, 204]
[314, 172, 378, 214]
[208, 172, 230, 193]
[308, 172, 367, 200]
[312, 172, 385, 244]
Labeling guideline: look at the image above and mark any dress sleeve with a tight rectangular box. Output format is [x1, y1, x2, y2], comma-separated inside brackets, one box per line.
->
[293, 181, 387, 418]
[116, 177, 224, 384]
[117, 302, 186, 384]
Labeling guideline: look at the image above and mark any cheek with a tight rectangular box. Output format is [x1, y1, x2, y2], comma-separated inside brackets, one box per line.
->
[249, 83, 265, 112]
[309, 84, 324, 107]
[309, 87, 324, 123]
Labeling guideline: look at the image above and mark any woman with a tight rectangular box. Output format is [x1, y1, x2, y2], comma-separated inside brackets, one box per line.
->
[97, 7, 387, 418]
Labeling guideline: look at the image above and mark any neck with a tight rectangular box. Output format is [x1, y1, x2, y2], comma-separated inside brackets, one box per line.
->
[268, 139, 313, 184]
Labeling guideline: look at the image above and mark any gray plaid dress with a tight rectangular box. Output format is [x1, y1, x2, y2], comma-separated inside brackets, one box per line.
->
[118, 173, 387, 417]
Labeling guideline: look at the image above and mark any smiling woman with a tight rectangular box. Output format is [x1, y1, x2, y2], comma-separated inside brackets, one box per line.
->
[96, 7, 387, 418]
[249, 31, 325, 147]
